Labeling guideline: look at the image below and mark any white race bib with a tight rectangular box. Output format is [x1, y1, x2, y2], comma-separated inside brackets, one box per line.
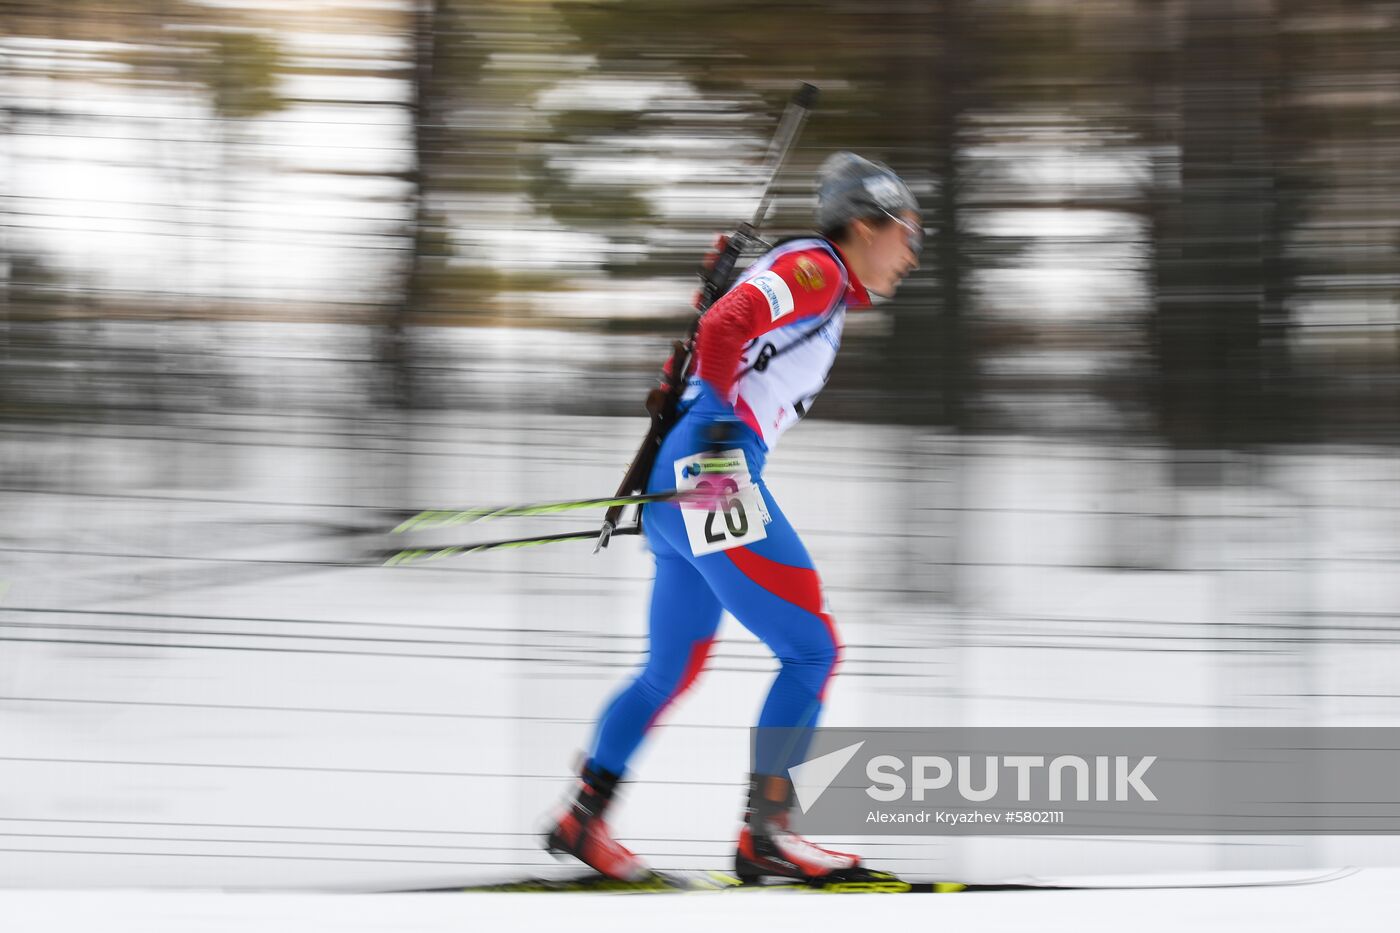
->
[671, 448, 769, 557]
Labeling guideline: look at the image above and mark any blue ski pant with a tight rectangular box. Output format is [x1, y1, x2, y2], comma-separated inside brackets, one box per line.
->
[585, 412, 842, 780]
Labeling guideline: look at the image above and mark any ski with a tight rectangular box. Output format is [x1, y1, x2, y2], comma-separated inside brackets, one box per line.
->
[400, 870, 968, 894]
[377, 525, 642, 565]
[397, 866, 1358, 894]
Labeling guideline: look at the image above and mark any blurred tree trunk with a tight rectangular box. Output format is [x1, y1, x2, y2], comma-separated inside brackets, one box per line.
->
[927, 0, 972, 432]
[385, 0, 505, 407]
[889, 0, 971, 431]
[380, 0, 441, 411]
[1257, 2, 1303, 445]
[1151, 0, 1276, 467]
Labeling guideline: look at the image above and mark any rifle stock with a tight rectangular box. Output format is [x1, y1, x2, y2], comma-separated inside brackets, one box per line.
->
[595, 83, 818, 551]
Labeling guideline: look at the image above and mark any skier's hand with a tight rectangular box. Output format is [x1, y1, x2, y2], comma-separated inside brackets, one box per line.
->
[678, 414, 748, 511]
[701, 413, 745, 454]
[675, 381, 751, 510]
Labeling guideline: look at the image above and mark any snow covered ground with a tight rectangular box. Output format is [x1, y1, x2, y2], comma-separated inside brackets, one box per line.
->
[1, 866, 1395, 933]
[4, 329, 1400, 927]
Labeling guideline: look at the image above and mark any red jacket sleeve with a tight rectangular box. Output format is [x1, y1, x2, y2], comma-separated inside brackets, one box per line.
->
[694, 249, 844, 401]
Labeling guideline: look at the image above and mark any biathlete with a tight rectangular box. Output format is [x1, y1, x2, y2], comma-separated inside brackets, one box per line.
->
[546, 152, 922, 884]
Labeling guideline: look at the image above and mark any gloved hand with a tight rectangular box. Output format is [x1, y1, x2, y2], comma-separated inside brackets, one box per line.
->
[701, 413, 746, 454]
[681, 406, 750, 512]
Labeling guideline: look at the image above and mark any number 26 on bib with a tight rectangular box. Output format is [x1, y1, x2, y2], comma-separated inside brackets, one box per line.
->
[671, 448, 769, 557]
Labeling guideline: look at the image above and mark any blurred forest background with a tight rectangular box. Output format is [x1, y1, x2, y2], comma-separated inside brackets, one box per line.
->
[4, 0, 1397, 447]
[6, 0, 1400, 887]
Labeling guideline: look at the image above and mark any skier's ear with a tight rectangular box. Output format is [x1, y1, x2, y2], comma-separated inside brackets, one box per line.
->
[851, 217, 878, 246]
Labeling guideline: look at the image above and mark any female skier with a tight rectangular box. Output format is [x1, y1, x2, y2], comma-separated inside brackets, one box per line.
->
[546, 152, 922, 884]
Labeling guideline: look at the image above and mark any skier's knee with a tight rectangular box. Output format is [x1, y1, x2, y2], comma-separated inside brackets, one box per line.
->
[638, 637, 713, 701]
[631, 672, 672, 707]
[778, 630, 838, 681]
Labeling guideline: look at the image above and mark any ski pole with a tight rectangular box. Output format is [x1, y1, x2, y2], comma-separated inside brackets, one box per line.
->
[379, 524, 642, 565]
[392, 489, 707, 534]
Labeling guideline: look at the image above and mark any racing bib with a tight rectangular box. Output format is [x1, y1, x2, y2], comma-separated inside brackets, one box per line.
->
[671, 448, 769, 557]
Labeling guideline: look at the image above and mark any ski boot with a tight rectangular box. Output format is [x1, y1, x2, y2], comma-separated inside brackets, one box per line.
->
[734, 773, 898, 888]
[544, 761, 652, 882]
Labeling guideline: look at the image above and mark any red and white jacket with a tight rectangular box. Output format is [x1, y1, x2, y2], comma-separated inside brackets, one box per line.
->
[681, 238, 871, 449]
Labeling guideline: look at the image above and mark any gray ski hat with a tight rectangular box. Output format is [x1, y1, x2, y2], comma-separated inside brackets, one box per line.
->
[815, 151, 918, 231]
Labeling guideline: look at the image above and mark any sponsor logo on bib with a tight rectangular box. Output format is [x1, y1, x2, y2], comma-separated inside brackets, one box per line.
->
[748, 270, 796, 321]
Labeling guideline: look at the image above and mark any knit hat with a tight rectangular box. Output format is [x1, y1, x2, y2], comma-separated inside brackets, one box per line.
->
[815, 151, 918, 231]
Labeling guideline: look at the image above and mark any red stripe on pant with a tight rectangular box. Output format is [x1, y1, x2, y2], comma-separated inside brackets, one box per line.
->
[724, 548, 843, 701]
[644, 635, 714, 732]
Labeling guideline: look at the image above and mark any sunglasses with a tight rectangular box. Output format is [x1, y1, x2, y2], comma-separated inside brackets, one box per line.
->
[880, 208, 923, 254]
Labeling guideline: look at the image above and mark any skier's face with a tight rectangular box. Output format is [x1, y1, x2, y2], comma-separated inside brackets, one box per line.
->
[861, 210, 922, 298]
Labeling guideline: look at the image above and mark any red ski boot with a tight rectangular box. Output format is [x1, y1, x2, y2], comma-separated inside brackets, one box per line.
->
[734, 773, 883, 886]
[736, 813, 865, 883]
[544, 762, 651, 882]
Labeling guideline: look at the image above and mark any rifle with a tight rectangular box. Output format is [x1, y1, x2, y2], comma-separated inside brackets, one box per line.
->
[595, 82, 820, 552]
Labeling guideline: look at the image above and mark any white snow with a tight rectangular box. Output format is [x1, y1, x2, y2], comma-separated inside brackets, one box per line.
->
[4, 322, 1400, 930]
[1, 867, 1396, 933]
